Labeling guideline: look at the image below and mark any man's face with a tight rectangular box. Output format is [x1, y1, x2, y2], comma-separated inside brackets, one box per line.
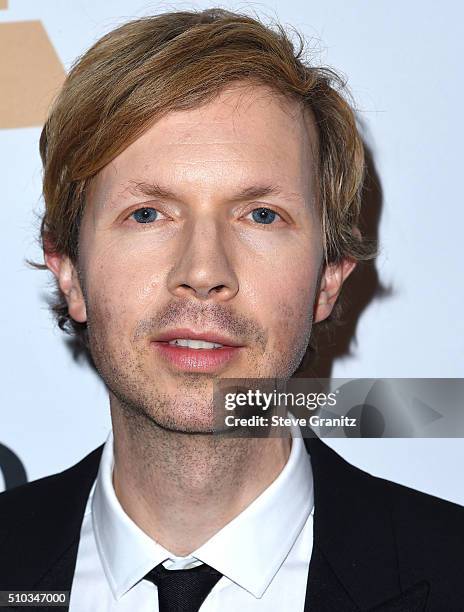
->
[50, 83, 352, 432]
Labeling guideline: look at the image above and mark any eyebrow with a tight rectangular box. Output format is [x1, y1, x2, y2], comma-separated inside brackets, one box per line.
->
[126, 180, 287, 203]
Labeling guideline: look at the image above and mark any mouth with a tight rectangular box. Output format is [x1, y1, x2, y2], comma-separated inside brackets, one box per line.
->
[151, 328, 244, 373]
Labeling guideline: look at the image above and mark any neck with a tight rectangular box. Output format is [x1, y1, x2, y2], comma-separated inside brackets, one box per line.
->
[111, 405, 291, 556]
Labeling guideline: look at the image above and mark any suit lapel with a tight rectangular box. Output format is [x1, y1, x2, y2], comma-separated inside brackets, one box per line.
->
[303, 432, 429, 611]
[306, 542, 360, 611]
[365, 581, 429, 611]
[305, 543, 429, 611]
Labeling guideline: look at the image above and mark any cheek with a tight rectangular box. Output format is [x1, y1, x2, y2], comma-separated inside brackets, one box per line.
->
[266, 266, 318, 377]
[85, 277, 128, 347]
[272, 283, 315, 348]
[85, 245, 168, 321]
[248, 254, 318, 335]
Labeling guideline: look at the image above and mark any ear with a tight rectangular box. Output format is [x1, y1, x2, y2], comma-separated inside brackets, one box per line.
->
[313, 257, 357, 324]
[44, 249, 87, 323]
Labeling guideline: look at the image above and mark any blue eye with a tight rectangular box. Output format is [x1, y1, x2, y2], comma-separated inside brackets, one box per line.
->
[250, 207, 278, 224]
[131, 207, 159, 224]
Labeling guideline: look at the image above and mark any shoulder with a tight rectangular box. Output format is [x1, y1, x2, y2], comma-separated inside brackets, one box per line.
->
[364, 463, 464, 530]
[0, 444, 104, 543]
[307, 433, 464, 583]
[0, 445, 103, 589]
[377, 471, 464, 602]
[385, 470, 464, 511]
[308, 433, 464, 526]
[372, 468, 464, 547]
[306, 436, 464, 607]
[338, 445, 464, 539]
[350, 457, 464, 591]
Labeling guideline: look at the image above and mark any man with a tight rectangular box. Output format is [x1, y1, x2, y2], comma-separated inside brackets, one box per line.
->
[1, 8, 463, 612]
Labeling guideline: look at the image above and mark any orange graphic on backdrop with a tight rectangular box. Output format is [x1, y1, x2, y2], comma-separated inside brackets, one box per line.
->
[0, 20, 65, 128]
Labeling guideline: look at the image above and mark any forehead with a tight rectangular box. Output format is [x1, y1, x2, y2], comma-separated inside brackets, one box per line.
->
[91, 82, 319, 202]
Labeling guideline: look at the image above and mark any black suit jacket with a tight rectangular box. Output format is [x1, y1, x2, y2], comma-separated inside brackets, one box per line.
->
[1, 434, 463, 611]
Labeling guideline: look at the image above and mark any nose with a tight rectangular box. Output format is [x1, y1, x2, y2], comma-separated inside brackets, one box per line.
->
[167, 217, 239, 302]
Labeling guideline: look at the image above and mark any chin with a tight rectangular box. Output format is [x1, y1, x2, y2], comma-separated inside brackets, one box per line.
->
[156, 416, 215, 435]
[146, 399, 216, 434]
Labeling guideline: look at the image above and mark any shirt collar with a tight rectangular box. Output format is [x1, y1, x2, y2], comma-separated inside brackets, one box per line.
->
[92, 423, 314, 600]
[92, 431, 173, 598]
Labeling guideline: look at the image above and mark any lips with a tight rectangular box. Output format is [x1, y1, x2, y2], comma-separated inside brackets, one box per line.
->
[151, 328, 244, 372]
[153, 328, 243, 347]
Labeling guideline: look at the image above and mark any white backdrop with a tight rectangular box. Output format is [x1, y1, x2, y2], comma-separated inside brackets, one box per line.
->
[1, 1, 463, 504]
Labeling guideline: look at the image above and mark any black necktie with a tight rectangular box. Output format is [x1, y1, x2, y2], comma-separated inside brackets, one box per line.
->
[144, 562, 223, 612]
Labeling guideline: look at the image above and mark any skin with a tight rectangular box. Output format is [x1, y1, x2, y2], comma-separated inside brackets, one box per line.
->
[46, 82, 356, 555]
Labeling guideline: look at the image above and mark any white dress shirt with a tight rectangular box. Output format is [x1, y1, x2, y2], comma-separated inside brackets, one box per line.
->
[70, 426, 314, 611]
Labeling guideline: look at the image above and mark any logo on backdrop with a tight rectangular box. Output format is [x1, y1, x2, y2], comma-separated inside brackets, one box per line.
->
[0, 1, 65, 128]
[0, 442, 28, 492]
